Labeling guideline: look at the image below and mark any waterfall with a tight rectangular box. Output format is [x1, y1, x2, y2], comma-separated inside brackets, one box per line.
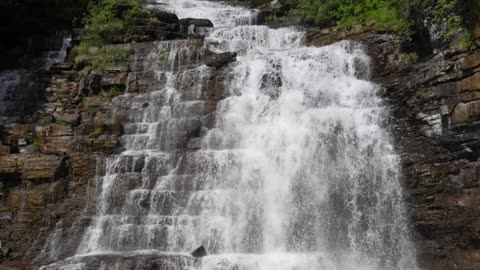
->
[41, 0, 417, 269]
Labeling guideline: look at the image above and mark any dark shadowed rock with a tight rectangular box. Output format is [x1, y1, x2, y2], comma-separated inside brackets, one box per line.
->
[149, 9, 179, 24]
[205, 52, 237, 68]
[112, 3, 133, 18]
[191, 246, 207, 258]
[179, 18, 214, 28]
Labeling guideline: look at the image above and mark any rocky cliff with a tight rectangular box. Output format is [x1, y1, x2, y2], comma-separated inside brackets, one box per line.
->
[0, 0, 479, 269]
[304, 5, 480, 269]
[0, 6, 233, 269]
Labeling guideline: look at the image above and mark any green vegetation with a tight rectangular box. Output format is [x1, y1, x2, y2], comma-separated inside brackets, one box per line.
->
[105, 86, 124, 100]
[81, 0, 147, 42]
[75, 47, 131, 75]
[73, 0, 146, 75]
[285, 0, 476, 35]
[451, 30, 475, 51]
[89, 127, 104, 138]
[287, 0, 406, 32]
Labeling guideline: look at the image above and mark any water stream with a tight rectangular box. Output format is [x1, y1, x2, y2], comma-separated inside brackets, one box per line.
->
[41, 0, 417, 269]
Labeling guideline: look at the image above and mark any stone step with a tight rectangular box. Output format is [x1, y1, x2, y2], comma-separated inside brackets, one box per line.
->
[81, 214, 227, 252]
[153, 174, 231, 191]
[121, 118, 203, 151]
[40, 252, 195, 270]
[105, 152, 176, 176]
[125, 189, 235, 216]
[175, 149, 243, 175]
[129, 39, 208, 72]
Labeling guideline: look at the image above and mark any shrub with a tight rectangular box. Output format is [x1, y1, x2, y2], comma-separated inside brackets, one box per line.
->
[105, 85, 124, 100]
[289, 0, 480, 33]
[451, 30, 475, 51]
[288, 0, 406, 32]
[82, 0, 146, 40]
[73, 0, 143, 74]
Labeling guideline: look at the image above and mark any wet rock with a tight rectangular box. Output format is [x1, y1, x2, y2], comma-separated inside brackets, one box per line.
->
[71, 153, 98, 185]
[84, 73, 102, 95]
[149, 9, 179, 25]
[179, 18, 213, 35]
[367, 26, 480, 268]
[101, 72, 128, 88]
[191, 246, 207, 258]
[126, 71, 163, 93]
[180, 18, 214, 28]
[53, 112, 80, 125]
[205, 52, 237, 68]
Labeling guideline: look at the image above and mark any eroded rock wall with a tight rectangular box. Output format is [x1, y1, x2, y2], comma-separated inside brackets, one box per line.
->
[0, 9, 234, 269]
[380, 41, 480, 270]
[306, 16, 480, 270]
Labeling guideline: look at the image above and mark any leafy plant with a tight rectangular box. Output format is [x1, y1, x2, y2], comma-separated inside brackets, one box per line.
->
[105, 86, 123, 100]
[73, 0, 144, 75]
[451, 30, 475, 51]
[81, 0, 146, 41]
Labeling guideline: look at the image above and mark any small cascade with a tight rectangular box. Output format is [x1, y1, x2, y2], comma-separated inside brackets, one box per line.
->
[41, 1, 418, 270]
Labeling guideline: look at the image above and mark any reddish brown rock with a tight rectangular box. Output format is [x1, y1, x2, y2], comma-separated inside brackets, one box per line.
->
[457, 72, 480, 92]
[0, 154, 67, 182]
[451, 100, 480, 123]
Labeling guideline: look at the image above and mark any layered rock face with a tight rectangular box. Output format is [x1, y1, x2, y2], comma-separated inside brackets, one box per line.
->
[0, 1, 479, 269]
[0, 7, 233, 269]
[380, 40, 480, 270]
[306, 16, 480, 269]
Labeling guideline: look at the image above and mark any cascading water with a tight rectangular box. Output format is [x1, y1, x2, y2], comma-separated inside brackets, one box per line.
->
[41, 0, 417, 269]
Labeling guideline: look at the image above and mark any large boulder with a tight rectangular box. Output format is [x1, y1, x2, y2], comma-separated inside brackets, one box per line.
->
[205, 52, 237, 68]
[179, 18, 214, 28]
[179, 18, 214, 34]
[149, 9, 179, 24]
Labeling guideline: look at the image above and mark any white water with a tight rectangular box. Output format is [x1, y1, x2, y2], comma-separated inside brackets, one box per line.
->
[41, 0, 417, 269]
